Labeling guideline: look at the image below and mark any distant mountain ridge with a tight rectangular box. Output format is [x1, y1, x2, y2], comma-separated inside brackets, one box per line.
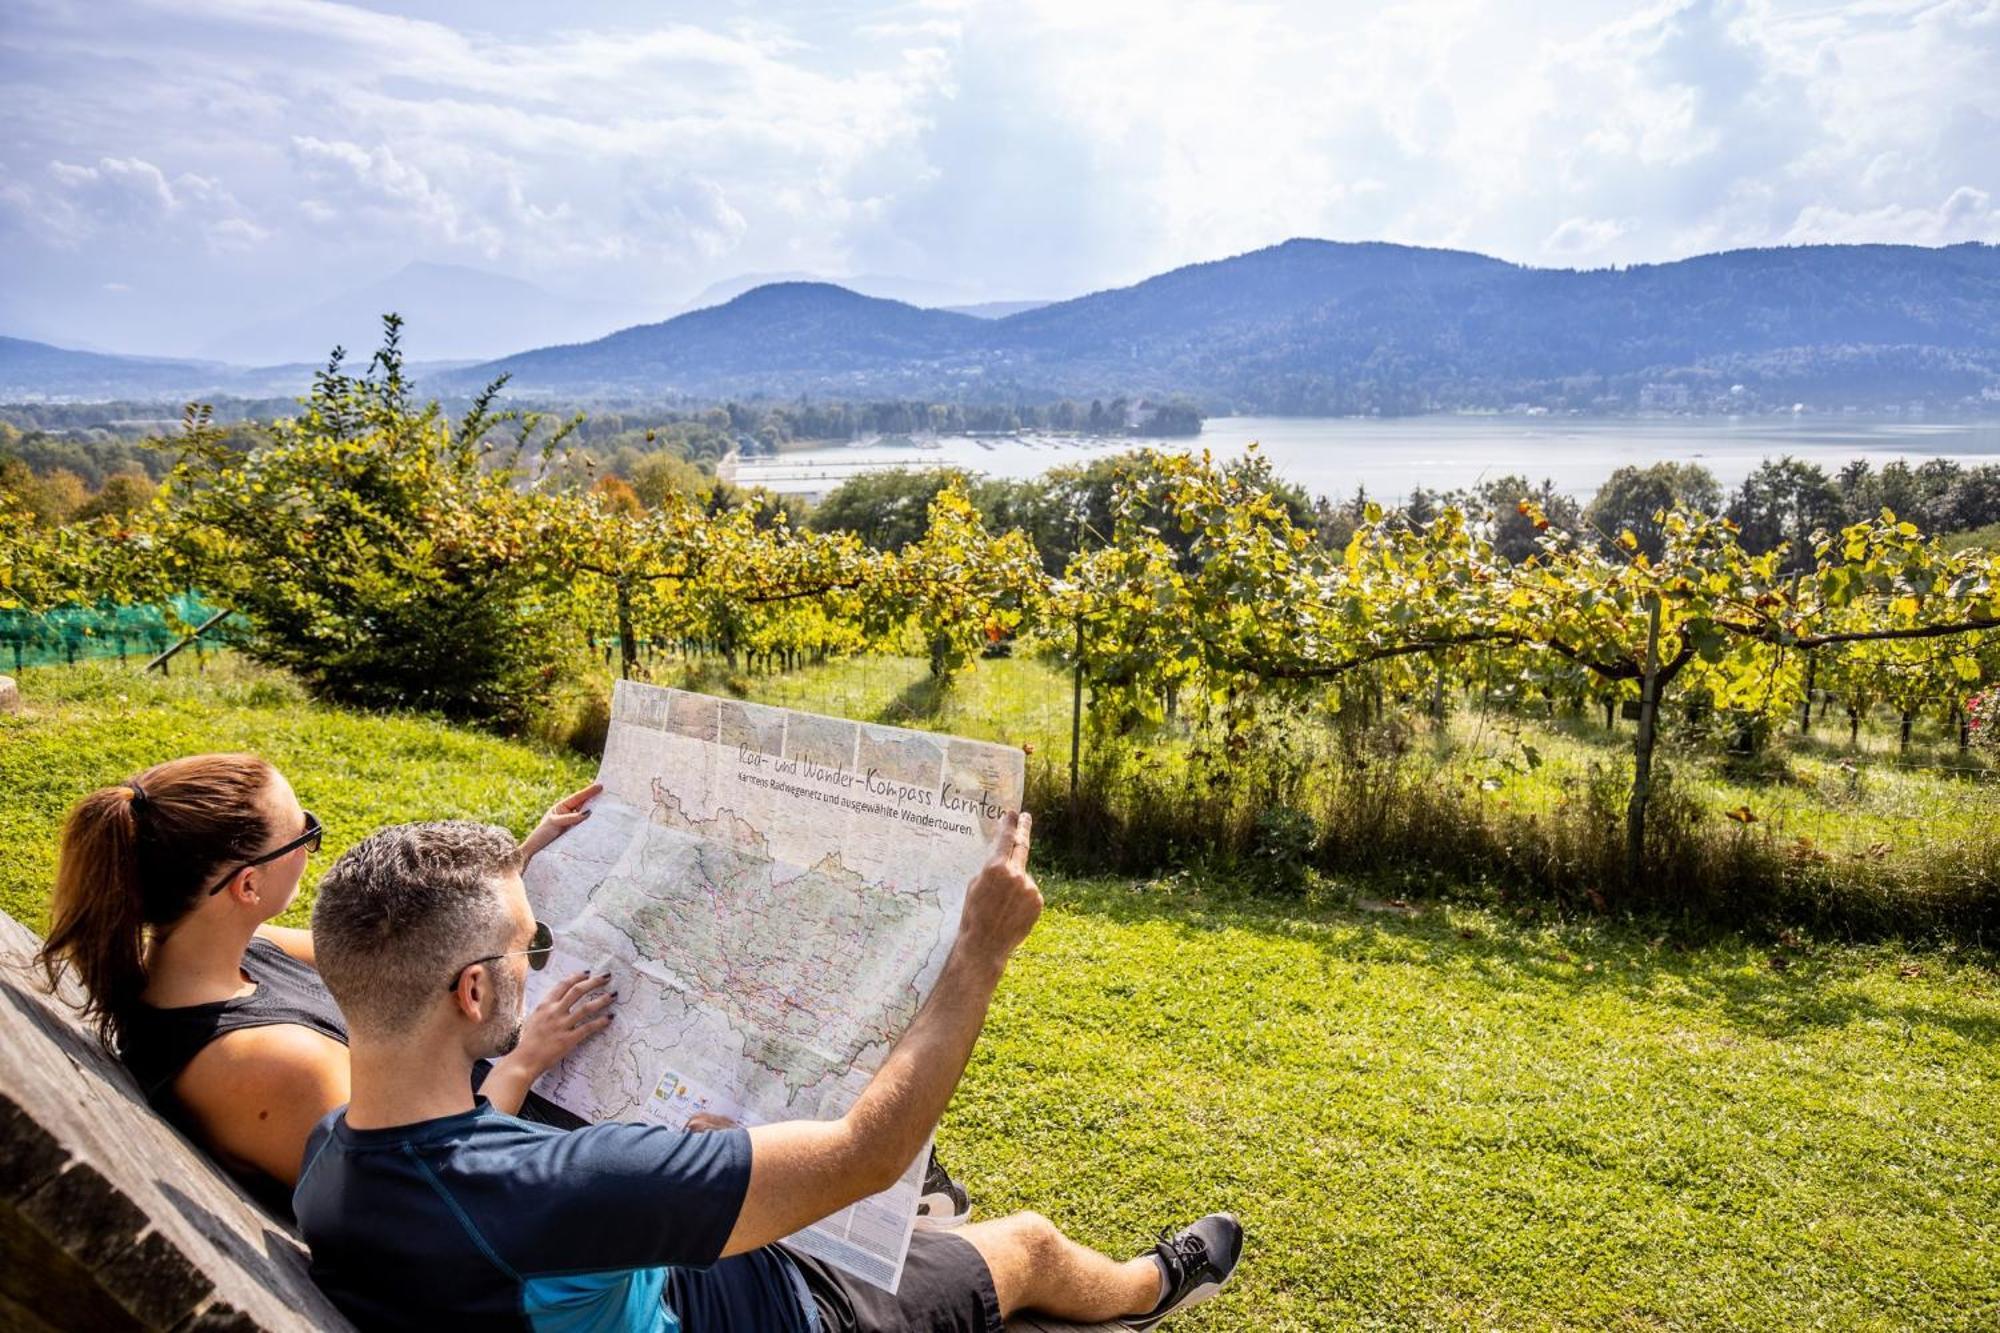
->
[448, 239, 2000, 413]
[11, 240, 2000, 411]
[682, 270, 1011, 313]
[0, 336, 265, 400]
[0, 336, 468, 402]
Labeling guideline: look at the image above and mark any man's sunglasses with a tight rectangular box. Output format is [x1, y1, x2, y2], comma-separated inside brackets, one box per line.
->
[446, 921, 555, 993]
[206, 811, 324, 895]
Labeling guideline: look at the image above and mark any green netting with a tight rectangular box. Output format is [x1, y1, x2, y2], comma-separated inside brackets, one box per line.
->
[0, 593, 226, 671]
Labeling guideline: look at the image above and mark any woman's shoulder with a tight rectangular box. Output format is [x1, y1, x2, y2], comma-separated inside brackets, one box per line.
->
[182, 1020, 350, 1089]
[120, 939, 348, 1094]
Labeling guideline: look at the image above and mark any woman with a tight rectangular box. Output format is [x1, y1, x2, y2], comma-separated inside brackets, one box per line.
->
[37, 752, 611, 1215]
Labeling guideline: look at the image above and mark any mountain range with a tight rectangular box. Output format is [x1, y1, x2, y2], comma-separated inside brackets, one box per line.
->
[8, 240, 2000, 413]
[446, 240, 2000, 413]
[678, 270, 1041, 316]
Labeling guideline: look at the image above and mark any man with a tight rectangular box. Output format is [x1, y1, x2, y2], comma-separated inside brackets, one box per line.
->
[297, 814, 1242, 1332]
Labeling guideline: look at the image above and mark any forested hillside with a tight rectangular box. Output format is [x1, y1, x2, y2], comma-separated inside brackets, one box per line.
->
[453, 240, 2000, 413]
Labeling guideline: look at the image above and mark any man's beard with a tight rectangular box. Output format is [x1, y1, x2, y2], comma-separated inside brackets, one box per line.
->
[480, 963, 526, 1059]
[490, 1019, 524, 1058]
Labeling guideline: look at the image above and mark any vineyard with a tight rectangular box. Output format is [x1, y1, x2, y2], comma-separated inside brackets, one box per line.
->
[5, 335, 1998, 938]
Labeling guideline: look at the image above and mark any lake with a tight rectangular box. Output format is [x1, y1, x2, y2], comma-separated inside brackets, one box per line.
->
[729, 414, 2000, 504]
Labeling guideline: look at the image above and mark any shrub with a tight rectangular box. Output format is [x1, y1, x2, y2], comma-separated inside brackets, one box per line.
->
[1247, 805, 1319, 893]
[157, 322, 575, 729]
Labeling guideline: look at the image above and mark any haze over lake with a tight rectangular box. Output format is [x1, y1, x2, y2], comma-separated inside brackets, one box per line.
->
[731, 414, 2000, 505]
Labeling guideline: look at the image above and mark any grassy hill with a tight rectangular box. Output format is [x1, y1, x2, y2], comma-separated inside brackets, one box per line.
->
[3, 659, 1996, 1328]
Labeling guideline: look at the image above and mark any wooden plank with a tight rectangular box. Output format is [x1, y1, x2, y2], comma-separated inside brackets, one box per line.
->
[0, 1088, 72, 1201]
[0, 910, 356, 1333]
[0, 1201, 151, 1333]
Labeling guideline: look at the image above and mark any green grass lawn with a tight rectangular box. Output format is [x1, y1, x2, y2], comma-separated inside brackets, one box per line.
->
[4, 660, 1998, 1328]
[0, 657, 593, 928]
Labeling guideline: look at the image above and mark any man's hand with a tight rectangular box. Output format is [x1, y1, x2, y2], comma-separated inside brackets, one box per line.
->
[520, 782, 603, 867]
[955, 811, 1042, 968]
[686, 1112, 741, 1132]
[509, 971, 615, 1077]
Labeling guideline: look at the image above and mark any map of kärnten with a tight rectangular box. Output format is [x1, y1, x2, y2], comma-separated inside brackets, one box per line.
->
[523, 681, 1025, 1291]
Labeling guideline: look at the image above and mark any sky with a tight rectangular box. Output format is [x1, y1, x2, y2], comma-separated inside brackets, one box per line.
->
[2, 0, 1998, 356]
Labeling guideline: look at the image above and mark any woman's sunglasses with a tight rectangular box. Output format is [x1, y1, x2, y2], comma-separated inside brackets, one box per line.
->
[206, 811, 324, 895]
[446, 921, 555, 993]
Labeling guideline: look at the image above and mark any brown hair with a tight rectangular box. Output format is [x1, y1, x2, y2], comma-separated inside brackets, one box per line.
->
[312, 821, 520, 1038]
[38, 753, 278, 1048]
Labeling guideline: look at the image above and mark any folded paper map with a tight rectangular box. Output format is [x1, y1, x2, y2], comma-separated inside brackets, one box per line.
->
[523, 680, 1026, 1291]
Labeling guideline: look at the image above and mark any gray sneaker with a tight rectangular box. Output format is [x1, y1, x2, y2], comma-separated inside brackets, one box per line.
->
[1120, 1213, 1244, 1329]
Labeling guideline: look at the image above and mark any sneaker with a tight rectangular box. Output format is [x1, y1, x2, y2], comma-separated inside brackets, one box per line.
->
[1120, 1213, 1244, 1329]
[913, 1150, 971, 1230]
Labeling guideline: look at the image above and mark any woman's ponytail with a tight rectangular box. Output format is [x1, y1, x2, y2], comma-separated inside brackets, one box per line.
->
[37, 754, 276, 1048]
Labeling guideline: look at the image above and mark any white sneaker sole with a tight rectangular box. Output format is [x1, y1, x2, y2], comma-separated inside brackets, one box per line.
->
[913, 1191, 970, 1230]
[1123, 1279, 1223, 1329]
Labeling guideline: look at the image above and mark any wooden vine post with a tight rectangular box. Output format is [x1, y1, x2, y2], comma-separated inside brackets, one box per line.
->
[1069, 612, 1085, 810]
[1625, 593, 1664, 887]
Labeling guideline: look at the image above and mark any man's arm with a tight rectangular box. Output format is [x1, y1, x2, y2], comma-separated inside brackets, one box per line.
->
[719, 810, 1041, 1258]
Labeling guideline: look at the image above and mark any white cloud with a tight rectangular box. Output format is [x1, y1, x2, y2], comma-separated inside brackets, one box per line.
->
[291, 136, 500, 252]
[1545, 217, 1633, 256]
[1, 0, 1997, 353]
[1785, 186, 2000, 246]
[622, 172, 749, 261]
[50, 156, 181, 218]
[1, 155, 262, 248]
[205, 215, 272, 251]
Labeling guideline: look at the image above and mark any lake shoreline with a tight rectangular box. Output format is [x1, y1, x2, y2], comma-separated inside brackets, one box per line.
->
[729, 412, 2000, 505]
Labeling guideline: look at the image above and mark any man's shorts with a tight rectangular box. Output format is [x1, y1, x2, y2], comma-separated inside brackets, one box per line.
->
[786, 1231, 1004, 1333]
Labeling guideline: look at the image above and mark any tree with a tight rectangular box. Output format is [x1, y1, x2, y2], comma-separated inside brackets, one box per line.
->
[1728, 457, 1843, 571]
[1064, 450, 1999, 899]
[1463, 476, 1584, 563]
[809, 469, 975, 552]
[556, 487, 870, 677]
[879, 484, 1045, 681]
[1585, 462, 1723, 558]
[1939, 467, 2000, 535]
[0, 483, 49, 612]
[155, 321, 577, 727]
[627, 452, 713, 509]
[0, 458, 89, 526]
[589, 475, 643, 516]
[72, 470, 157, 522]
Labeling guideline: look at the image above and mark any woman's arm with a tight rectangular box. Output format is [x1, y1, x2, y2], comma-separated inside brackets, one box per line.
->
[253, 924, 316, 965]
[519, 783, 603, 867]
[172, 1024, 352, 1187]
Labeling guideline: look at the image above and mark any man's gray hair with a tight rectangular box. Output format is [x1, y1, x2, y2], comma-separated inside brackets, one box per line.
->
[311, 821, 521, 1037]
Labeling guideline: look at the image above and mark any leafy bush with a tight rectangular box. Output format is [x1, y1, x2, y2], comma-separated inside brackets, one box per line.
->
[1247, 805, 1319, 893]
[158, 322, 575, 728]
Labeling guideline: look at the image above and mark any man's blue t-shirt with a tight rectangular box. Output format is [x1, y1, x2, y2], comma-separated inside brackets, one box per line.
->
[293, 1100, 818, 1332]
